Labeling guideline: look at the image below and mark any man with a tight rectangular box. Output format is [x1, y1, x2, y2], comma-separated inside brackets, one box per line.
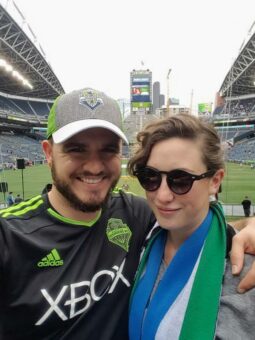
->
[241, 196, 252, 217]
[0, 87, 255, 339]
[14, 194, 23, 203]
[0, 88, 154, 340]
[6, 191, 15, 206]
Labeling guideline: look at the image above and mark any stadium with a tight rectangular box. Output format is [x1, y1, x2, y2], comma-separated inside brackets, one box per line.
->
[0, 1, 255, 214]
[213, 21, 255, 166]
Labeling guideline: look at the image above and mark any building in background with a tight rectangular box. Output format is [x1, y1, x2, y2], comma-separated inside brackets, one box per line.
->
[160, 94, 165, 108]
[152, 81, 165, 114]
[152, 81, 160, 114]
[170, 105, 190, 115]
[156, 104, 189, 116]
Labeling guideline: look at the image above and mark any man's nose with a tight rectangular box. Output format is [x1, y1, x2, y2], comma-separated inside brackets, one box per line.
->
[81, 152, 105, 173]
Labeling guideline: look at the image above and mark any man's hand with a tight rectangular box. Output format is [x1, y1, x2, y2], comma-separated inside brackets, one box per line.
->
[230, 217, 254, 231]
[230, 217, 255, 293]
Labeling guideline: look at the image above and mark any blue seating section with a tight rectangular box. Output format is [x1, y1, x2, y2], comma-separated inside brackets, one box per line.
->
[0, 134, 45, 165]
[0, 94, 52, 122]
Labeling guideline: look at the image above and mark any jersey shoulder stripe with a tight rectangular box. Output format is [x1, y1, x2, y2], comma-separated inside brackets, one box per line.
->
[0, 195, 44, 218]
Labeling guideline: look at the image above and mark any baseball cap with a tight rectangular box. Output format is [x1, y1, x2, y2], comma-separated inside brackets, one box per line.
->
[47, 88, 128, 144]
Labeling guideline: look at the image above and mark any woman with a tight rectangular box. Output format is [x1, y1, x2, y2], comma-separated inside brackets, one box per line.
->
[128, 114, 255, 340]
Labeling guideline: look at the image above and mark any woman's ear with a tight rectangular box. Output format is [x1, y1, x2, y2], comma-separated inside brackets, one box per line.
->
[42, 140, 53, 168]
[209, 169, 224, 195]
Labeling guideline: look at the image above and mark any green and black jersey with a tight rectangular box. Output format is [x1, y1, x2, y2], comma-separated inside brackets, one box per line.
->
[0, 191, 155, 340]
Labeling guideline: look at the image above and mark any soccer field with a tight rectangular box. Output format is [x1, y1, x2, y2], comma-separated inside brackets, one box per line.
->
[0, 162, 254, 205]
[219, 163, 255, 204]
[0, 164, 51, 203]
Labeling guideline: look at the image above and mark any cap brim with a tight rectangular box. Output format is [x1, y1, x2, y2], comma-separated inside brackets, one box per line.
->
[52, 119, 129, 145]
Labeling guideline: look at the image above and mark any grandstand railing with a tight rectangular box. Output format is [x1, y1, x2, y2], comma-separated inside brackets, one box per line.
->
[222, 204, 255, 216]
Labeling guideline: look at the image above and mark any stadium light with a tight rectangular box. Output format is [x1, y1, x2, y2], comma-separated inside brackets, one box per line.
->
[0, 58, 33, 89]
[6, 64, 13, 72]
[13, 70, 22, 80]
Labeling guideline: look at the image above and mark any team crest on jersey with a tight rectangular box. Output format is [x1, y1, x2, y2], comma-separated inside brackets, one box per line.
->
[106, 218, 132, 252]
[79, 89, 103, 111]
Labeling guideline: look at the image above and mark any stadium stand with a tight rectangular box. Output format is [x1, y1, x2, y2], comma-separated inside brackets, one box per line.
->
[213, 24, 255, 124]
[213, 105, 224, 116]
[212, 24, 255, 167]
[0, 94, 51, 121]
[213, 98, 255, 121]
[0, 1, 65, 165]
[0, 133, 44, 166]
[124, 113, 159, 144]
[216, 126, 255, 142]
[226, 139, 255, 163]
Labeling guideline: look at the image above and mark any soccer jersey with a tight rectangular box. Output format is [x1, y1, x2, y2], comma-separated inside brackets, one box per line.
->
[0, 191, 155, 340]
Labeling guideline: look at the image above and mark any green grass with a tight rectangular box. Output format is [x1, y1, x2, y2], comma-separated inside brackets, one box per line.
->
[0, 162, 254, 206]
[0, 164, 51, 203]
[219, 163, 255, 204]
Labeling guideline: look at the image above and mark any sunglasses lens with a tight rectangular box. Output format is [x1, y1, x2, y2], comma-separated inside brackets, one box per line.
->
[168, 171, 193, 194]
[136, 168, 161, 191]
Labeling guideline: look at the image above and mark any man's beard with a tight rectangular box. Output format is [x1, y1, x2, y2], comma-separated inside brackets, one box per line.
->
[51, 162, 120, 213]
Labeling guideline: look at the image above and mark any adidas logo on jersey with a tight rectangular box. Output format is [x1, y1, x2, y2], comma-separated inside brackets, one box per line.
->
[37, 248, 64, 267]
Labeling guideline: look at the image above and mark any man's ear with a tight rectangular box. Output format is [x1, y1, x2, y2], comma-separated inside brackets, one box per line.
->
[209, 169, 224, 195]
[42, 140, 53, 168]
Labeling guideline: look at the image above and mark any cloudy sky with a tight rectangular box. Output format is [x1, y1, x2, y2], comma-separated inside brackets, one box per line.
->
[2, 0, 255, 108]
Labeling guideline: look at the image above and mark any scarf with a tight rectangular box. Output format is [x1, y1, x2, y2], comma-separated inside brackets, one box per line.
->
[129, 202, 226, 340]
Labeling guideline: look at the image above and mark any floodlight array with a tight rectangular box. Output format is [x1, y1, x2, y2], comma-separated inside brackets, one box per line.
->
[0, 58, 33, 89]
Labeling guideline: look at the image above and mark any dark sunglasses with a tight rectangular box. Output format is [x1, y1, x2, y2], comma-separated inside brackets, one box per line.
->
[134, 166, 215, 195]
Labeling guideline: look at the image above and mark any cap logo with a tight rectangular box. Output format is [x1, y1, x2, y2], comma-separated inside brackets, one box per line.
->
[79, 89, 103, 111]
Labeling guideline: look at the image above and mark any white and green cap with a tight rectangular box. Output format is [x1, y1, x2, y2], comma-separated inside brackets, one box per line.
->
[47, 88, 128, 144]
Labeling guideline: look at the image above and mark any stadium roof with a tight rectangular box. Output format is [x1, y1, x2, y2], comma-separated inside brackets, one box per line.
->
[0, 2, 65, 99]
[219, 23, 255, 98]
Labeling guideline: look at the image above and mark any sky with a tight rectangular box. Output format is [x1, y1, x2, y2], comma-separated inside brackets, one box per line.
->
[2, 0, 255, 109]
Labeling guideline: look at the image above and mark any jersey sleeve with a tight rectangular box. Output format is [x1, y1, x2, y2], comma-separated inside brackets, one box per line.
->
[0, 222, 5, 326]
[0, 223, 4, 272]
